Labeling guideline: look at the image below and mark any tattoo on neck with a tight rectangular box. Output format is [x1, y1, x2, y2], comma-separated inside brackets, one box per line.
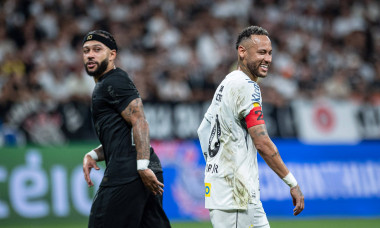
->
[238, 63, 254, 80]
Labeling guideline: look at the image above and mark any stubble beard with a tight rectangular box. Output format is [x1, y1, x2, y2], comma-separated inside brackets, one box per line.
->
[247, 61, 267, 78]
[85, 57, 109, 77]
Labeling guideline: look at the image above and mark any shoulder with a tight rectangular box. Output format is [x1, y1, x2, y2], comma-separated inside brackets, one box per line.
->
[226, 71, 262, 104]
[105, 68, 131, 82]
[227, 71, 260, 91]
[103, 68, 136, 88]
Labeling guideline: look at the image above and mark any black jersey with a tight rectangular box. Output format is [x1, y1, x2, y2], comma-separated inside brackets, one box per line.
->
[91, 68, 162, 186]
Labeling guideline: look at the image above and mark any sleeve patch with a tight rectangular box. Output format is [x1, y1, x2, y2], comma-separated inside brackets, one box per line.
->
[245, 106, 265, 128]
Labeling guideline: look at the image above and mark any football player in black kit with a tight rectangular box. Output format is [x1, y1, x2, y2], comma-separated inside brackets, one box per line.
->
[81, 30, 171, 228]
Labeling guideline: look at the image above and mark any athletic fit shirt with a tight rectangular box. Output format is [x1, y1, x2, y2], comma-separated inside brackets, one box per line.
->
[199, 70, 263, 210]
[91, 68, 162, 187]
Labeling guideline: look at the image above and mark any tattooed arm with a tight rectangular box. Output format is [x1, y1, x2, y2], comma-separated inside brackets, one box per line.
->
[121, 98, 150, 160]
[121, 98, 164, 195]
[249, 124, 289, 178]
[249, 124, 304, 215]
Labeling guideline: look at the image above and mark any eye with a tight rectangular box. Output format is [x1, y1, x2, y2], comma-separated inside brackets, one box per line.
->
[83, 49, 89, 54]
[95, 48, 101, 52]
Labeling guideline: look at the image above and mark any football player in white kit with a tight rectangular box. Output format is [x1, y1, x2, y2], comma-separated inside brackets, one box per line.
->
[198, 26, 304, 228]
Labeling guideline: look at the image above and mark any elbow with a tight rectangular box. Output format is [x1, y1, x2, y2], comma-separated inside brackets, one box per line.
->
[254, 136, 273, 156]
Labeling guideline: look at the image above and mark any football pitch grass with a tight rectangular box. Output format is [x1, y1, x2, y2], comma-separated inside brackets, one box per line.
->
[1, 218, 380, 228]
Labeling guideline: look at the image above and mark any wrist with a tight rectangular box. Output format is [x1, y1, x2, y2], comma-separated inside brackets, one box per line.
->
[86, 150, 98, 161]
[137, 159, 150, 170]
[282, 172, 298, 188]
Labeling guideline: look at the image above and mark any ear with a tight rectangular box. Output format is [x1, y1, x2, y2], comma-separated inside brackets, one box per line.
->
[109, 50, 117, 61]
[237, 45, 246, 60]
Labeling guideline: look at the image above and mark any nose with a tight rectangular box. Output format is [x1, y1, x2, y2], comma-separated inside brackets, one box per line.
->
[264, 53, 272, 63]
[84, 50, 94, 60]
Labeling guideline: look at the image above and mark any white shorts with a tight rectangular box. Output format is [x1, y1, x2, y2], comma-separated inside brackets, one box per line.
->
[209, 202, 270, 228]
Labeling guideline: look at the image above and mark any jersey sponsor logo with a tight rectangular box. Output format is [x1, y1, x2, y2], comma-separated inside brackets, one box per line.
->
[206, 163, 218, 173]
[247, 81, 261, 103]
[205, 183, 211, 197]
[208, 114, 221, 157]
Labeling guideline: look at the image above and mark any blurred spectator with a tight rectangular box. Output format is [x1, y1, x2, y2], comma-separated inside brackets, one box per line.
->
[0, 0, 379, 143]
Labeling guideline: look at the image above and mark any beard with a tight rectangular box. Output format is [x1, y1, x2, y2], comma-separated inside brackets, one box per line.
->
[85, 57, 109, 77]
[247, 61, 267, 78]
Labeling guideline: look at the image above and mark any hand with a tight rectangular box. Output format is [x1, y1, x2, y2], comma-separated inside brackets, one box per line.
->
[83, 154, 100, 187]
[290, 185, 304, 216]
[138, 169, 164, 195]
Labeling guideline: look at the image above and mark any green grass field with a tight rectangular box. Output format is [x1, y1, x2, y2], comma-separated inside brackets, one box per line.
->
[1, 219, 380, 228]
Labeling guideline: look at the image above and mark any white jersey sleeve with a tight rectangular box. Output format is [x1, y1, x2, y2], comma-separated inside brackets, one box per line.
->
[233, 76, 263, 120]
[197, 117, 211, 161]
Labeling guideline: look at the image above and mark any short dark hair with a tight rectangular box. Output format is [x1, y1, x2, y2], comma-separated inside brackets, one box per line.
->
[83, 30, 118, 52]
[235, 26, 269, 50]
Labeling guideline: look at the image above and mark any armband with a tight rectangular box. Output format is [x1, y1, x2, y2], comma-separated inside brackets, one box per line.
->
[137, 159, 150, 170]
[245, 106, 265, 128]
[86, 150, 98, 161]
[282, 172, 298, 188]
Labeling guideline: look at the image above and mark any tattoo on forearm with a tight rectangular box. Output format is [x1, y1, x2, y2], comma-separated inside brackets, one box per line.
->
[134, 118, 150, 160]
[125, 99, 150, 160]
[253, 125, 268, 137]
[271, 150, 279, 157]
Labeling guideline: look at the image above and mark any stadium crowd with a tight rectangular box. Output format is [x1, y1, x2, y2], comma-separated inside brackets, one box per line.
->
[0, 0, 380, 121]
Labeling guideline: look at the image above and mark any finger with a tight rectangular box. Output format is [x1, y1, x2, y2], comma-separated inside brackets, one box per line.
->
[156, 181, 164, 188]
[293, 205, 299, 215]
[84, 167, 95, 187]
[152, 184, 163, 195]
[157, 185, 164, 194]
[293, 199, 303, 216]
[93, 163, 100, 170]
[85, 173, 93, 187]
[84, 168, 90, 182]
[293, 205, 301, 215]
[151, 187, 158, 195]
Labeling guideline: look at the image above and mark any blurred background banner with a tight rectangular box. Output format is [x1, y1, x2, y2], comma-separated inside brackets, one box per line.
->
[292, 99, 361, 144]
[1, 140, 379, 225]
[1, 100, 380, 145]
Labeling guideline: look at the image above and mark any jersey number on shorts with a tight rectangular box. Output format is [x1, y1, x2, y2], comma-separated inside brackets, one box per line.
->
[208, 114, 221, 157]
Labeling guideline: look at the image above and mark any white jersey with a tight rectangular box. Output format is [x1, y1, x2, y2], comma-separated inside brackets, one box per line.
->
[198, 70, 263, 210]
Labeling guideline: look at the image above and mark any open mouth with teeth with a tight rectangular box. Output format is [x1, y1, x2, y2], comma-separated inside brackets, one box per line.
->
[260, 64, 268, 72]
[87, 62, 98, 70]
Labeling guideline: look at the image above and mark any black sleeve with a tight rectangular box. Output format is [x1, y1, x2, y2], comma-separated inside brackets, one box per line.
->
[104, 73, 140, 114]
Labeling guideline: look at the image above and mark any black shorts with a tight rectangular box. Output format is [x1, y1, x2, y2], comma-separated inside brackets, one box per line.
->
[88, 172, 171, 228]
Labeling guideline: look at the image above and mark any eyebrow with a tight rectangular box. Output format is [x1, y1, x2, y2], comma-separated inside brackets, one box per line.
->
[257, 48, 271, 51]
[83, 44, 104, 49]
